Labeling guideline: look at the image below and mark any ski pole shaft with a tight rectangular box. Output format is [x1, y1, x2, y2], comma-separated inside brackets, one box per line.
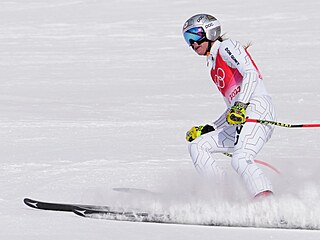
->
[246, 118, 320, 128]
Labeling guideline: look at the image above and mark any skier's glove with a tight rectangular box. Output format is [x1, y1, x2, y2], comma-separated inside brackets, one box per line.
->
[186, 124, 215, 142]
[226, 101, 249, 125]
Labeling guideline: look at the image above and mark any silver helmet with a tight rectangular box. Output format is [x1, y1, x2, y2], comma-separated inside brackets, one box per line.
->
[182, 14, 221, 45]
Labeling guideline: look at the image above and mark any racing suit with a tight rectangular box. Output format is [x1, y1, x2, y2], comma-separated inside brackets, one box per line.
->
[188, 39, 276, 197]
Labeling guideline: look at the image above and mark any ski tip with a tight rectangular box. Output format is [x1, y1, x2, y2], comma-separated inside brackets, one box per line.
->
[72, 207, 88, 217]
[23, 197, 31, 203]
[23, 198, 38, 209]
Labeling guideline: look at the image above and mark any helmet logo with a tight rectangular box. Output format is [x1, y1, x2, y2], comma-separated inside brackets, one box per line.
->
[183, 21, 189, 29]
[197, 15, 204, 22]
[205, 22, 215, 29]
[183, 19, 194, 30]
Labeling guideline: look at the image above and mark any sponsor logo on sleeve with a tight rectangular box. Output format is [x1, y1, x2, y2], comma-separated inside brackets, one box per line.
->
[225, 47, 240, 66]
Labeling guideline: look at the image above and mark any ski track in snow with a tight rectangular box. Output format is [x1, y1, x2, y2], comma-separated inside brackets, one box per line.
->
[1, 0, 320, 239]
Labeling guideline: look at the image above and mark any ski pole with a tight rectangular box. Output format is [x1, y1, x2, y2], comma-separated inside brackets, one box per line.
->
[223, 153, 280, 174]
[246, 118, 320, 128]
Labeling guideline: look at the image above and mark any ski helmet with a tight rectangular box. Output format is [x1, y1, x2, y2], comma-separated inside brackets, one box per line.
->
[182, 14, 221, 46]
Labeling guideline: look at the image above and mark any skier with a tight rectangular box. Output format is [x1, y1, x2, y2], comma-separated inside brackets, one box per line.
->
[182, 14, 276, 198]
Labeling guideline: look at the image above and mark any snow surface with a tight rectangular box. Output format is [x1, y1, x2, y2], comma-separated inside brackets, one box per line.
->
[1, 0, 320, 239]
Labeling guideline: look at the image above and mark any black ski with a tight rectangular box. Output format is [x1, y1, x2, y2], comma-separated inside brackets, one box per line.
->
[71, 207, 312, 230]
[23, 198, 110, 212]
[73, 206, 170, 223]
[25, 198, 317, 230]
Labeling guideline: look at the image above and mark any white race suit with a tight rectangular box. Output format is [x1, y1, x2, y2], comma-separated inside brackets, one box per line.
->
[188, 39, 276, 197]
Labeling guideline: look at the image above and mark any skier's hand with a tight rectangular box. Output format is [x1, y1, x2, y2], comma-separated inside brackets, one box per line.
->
[226, 101, 249, 125]
[186, 124, 215, 142]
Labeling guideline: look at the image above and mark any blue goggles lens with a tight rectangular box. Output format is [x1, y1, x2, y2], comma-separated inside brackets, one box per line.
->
[183, 27, 206, 45]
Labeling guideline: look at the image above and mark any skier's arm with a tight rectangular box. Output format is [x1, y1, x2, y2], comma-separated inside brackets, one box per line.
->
[186, 110, 229, 142]
[220, 39, 260, 104]
[212, 109, 229, 129]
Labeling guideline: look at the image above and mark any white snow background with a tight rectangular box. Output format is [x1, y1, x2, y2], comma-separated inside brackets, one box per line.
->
[1, 0, 320, 239]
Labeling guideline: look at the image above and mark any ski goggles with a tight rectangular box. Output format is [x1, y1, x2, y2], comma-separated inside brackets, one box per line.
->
[183, 27, 207, 46]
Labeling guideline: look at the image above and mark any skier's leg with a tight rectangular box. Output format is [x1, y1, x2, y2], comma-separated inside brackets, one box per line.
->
[188, 126, 236, 177]
[232, 96, 276, 197]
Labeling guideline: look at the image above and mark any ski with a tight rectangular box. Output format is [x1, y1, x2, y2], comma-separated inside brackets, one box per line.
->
[71, 207, 306, 230]
[73, 206, 170, 223]
[23, 198, 110, 212]
[24, 198, 318, 230]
